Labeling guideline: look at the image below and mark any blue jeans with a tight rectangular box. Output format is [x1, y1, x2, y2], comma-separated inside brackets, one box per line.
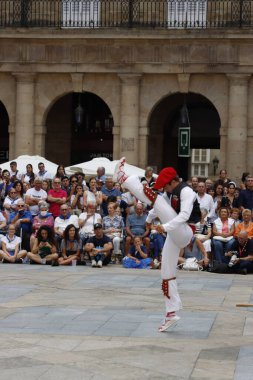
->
[151, 233, 165, 258]
[212, 238, 235, 263]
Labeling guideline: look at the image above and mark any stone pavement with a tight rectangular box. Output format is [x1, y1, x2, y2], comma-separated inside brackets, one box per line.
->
[0, 264, 252, 380]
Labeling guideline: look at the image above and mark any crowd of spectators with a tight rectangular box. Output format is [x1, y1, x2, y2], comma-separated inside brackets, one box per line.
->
[0, 161, 253, 274]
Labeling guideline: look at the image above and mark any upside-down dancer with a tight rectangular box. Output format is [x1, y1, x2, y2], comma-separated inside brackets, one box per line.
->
[113, 158, 200, 331]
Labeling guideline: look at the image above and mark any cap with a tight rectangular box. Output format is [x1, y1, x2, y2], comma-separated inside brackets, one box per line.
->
[94, 223, 103, 230]
[153, 167, 177, 190]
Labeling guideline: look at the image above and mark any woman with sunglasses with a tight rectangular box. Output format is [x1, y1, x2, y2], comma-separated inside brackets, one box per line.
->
[0, 224, 27, 263]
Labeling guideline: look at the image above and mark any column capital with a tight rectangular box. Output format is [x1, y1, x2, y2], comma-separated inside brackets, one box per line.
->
[118, 73, 142, 85]
[226, 74, 251, 86]
[12, 72, 36, 83]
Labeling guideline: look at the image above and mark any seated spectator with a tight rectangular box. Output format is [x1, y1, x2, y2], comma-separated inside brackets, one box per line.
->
[83, 177, 103, 214]
[9, 161, 21, 182]
[146, 215, 165, 263]
[84, 223, 113, 268]
[122, 236, 159, 269]
[213, 183, 224, 218]
[125, 203, 150, 255]
[54, 204, 79, 247]
[221, 181, 239, 211]
[194, 207, 212, 257]
[58, 224, 82, 266]
[230, 207, 241, 228]
[22, 182, 30, 195]
[0, 210, 7, 233]
[0, 170, 13, 203]
[61, 176, 71, 203]
[234, 209, 253, 239]
[178, 236, 209, 269]
[28, 225, 58, 265]
[13, 180, 24, 200]
[226, 231, 253, 274]
[3, 187, 19, 221]
[101, 177, 121, 216]
[70, 184, 84, 215]
[30, 201, 54, 250]
[25, 177, 47, 217]
[21, 164, 35, 184]
[205, 178, 214, 192]
[212, 207, 235, 263]
[102, 202, 124, 263]
[78, 203, 102, 244]
[47, 178, 67, 218]
[107, 195, 129, 225]
[9, 199, 33, 251]
[42, 180, 50, 193]
[122, 190, 137, 215]
[76, 171, 87, 188]
[207, 186, 215, 199]
[0, 224, 27, 263]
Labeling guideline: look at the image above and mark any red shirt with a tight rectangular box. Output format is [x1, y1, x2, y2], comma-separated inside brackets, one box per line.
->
[48, 189, 67, 217]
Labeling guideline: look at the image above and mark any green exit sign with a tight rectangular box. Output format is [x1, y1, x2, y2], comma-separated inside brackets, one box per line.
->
[178, 127, 190, 157]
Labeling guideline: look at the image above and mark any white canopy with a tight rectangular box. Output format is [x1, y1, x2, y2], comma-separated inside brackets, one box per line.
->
[65, 157, 147, 178]
[0, 155, 58, 176]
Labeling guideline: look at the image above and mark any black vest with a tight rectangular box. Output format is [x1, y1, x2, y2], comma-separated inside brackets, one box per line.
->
[170, 182, 201, 223]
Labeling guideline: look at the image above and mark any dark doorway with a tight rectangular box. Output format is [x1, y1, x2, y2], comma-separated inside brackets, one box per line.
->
[45, 92, 114, 166]
[0, 101, 9, 163]
[148, 92, 221, 179]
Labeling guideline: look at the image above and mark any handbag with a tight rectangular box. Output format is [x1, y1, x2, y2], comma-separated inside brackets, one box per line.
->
[181, 257, 202, 271]
[213, 236, 233, 242]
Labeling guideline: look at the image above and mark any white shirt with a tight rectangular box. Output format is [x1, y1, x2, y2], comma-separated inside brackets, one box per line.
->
[1, 235, 21, 251]
[163, 186, 197, 232]
[79, 212, 101, 235]
[54, 214, 79, 234]
[37, 171, 53, 181]
[25, 188, 47, 215]
[10, 170, 22, 180]
[213, 217, 235, 233]
[196, 193, 216, 220]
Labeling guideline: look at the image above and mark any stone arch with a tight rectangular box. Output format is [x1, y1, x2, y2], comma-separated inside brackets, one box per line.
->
[44, 91, 114, 166]
[147, 91, 221, 178]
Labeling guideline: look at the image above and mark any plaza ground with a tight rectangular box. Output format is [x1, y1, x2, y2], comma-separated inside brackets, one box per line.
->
[0, 264, 252, 379]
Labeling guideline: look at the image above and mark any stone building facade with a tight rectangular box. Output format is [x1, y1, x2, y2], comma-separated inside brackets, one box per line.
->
[0, 6, 253, 180]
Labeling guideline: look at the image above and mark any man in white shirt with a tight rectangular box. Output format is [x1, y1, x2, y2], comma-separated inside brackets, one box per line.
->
[9, 161, 22, 182]
[54, 204, 79, 247]
[37, 162, 53, 181]
[196, 182, 216, 221]
[25, 178, 47, 216]
[113, 158, 200, 332]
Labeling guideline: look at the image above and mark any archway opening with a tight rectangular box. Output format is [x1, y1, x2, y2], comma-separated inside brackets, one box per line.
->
[0, 101, 9, 164]
[148, 92, 221, 180]
[45, 92, 114, 166]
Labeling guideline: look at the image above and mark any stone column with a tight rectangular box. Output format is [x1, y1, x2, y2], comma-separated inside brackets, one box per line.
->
[112, 125, 120, 159]
[226, 74, 251, 180]
[138, 127, 149, 169]
[8, 124, 15, 160]
[118, 74, 142, 165]
[13, 73, 35, 156]
[34, 125, 46, 156]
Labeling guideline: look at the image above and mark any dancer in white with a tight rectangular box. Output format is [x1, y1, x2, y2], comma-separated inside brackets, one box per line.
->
[114, 158, 200, 331]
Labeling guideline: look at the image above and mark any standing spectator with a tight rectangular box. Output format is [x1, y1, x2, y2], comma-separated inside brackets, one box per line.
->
[76, 171, 87, 188]
[221, 181, 239, 210]
[205, 178, 214, 192]
[54, 165, 66, 180]
[215, 169, 231, 187]
[0, 224, 27, 263]
[101, 177, 121, 216]
[141, 166, 156, 187]
[84, 223, 113, 268]
[190, 176, 199, 192]
[125, 203, 150, 255]
[25, 178, 47, 217]
[9, 161, 21, 182]
[240, 172, 250, 190]
[196, 182, 215, 222]
[37, 162, 53, 181]
[21, 164, 35, 184]
[96, 166, 106, 183]
[47, 178, 67, 218]
[83, 177, 102, 214]
[238, 175, 253, 211]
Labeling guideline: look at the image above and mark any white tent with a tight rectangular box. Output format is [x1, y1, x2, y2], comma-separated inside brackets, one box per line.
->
[0, 155, 58, 177]
[65, 157, 148, 178]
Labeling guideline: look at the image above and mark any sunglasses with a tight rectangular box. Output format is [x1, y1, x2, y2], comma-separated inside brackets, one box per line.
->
[71, 180, 77, 183]
[61, 208, 68, 211]
[10, 191, 16, 194]
[54, 182, 61, 184]
[17, 205, 24, 208]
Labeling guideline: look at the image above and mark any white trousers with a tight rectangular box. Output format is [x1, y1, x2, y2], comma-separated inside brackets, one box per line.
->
[124, 175, 193, 313]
